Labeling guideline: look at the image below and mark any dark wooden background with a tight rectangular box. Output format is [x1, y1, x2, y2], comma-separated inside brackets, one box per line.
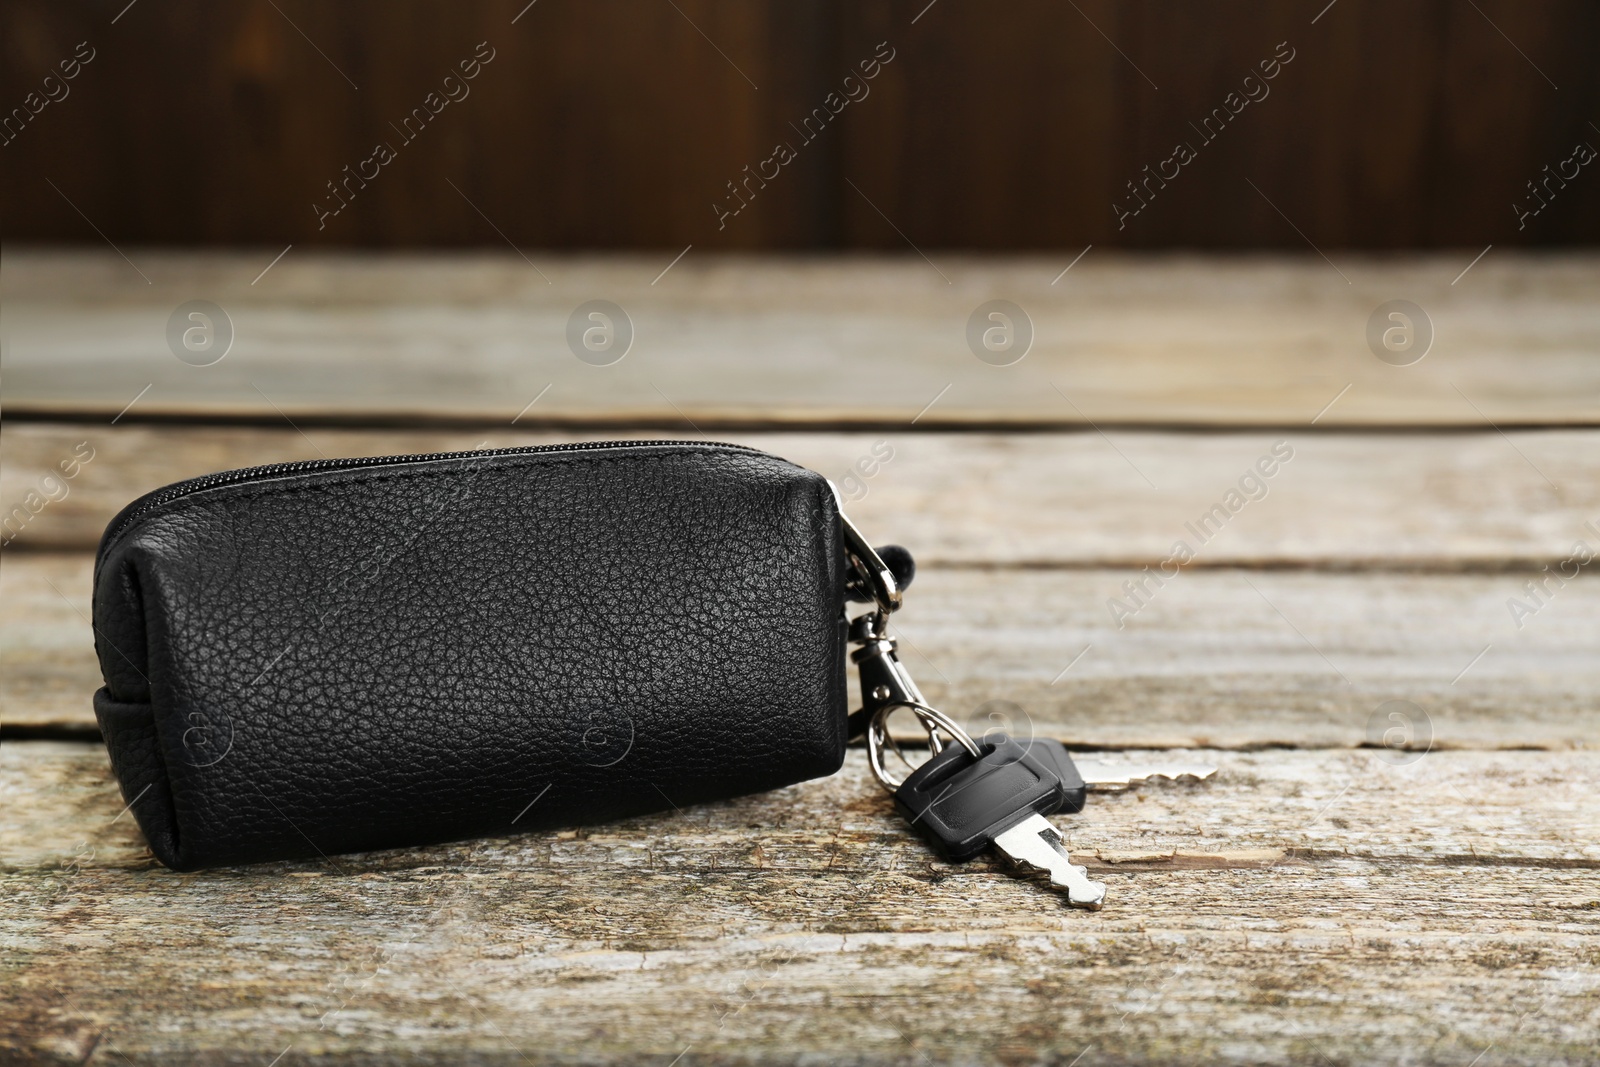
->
[3, 0, 1597, 249]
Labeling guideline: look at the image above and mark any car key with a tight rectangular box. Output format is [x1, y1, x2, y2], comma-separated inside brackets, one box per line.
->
[839, 514, 1214, 913]
[1025, 737, 1217, 796]
[893, 735, 1107, 910]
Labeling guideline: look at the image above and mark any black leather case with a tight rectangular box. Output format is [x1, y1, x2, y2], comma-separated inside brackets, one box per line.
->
[91, 442, 848, 870]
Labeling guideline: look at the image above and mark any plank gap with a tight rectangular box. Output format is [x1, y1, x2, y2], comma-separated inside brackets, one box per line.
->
[919, 558, 1589, 575]
[10, 407, 1600, 434]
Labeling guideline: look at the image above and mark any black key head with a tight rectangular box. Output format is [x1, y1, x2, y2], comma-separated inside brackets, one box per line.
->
[1026, 738, 1088, 814]
[892, 734, 1071, 863]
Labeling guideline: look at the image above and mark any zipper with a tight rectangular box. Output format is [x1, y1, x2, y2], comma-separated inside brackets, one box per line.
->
[99, 439, 765, 557]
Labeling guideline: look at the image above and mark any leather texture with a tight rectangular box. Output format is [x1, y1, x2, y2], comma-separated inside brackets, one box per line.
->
[92, 443, 847, 870]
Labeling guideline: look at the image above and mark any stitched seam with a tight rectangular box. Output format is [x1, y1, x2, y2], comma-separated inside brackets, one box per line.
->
[103, 689, 186, 862]
[102, 448, 791, 552]
[125, 556, 186, 861]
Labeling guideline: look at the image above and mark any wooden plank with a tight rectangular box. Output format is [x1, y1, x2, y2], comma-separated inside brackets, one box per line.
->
[1, 0, 836, 249]
[7, 2, 1599, 250]
[3, 742, 1597, 1064]
[9, 553, 1597, 748]
[6, 423, 1600, 562]
[7, 740, 1592, 872]
[837, 1, 1600, 249]
[1, 554, 96, 731]
[5, 251, 1599, 426]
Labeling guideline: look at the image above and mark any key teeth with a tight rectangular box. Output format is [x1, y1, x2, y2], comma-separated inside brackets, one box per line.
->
[1006, 857, 1107, 911]
[990, 816, 1108, 910]
[1159, 769, 1216, 783]
[1073, 759, 1219, 790]
[1051, 866, 1107, 910]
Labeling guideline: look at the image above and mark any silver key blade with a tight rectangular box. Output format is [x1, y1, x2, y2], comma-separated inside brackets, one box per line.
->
[990, 814, 1107, 910]
[1073, 759, 1217, 791]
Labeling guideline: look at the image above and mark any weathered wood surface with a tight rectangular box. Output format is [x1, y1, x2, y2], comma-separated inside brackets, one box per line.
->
[5, 252, 1598, 1065]
[8, 552, 1598, 748]
[5, 423, 1600, 562]
[3, 742, 1597, 1066]
[6, 250, 1600, 427]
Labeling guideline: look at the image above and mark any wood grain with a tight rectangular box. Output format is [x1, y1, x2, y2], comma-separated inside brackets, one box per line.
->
[9, 552, 1597, 748]
[6, 251, 1599, 426]
[4, 247, 1596, 1064]
[5, 2, 1598, 249]
[3, 742, 1597, 1065]
[0, 0, 833, 250]
[838, 1, 1600, 249]
[4, 422, 1599, 563]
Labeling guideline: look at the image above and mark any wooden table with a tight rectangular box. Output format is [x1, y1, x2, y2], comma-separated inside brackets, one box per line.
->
[4, 249, 1598, 1064]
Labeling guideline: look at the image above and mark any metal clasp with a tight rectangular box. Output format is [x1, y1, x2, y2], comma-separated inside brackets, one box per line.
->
[851, 612, 980, 790]
[833, 486, 978, 791]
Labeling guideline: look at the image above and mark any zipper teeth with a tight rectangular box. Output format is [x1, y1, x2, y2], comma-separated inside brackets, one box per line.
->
[105, 439, 759, 546]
